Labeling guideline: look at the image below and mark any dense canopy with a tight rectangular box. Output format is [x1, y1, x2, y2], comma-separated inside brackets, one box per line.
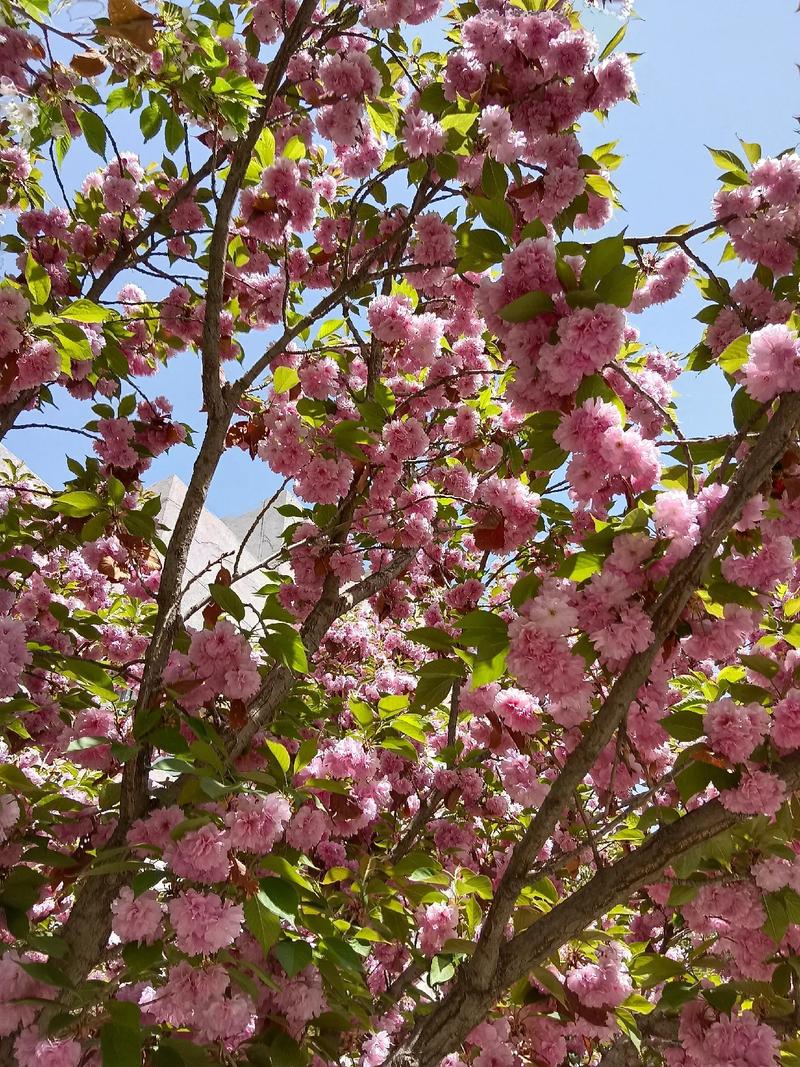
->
[0, 0, 800, 1065]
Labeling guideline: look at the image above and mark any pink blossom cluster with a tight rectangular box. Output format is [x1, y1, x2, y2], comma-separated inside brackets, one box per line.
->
[477, 239, 630, 410]
[471, 475, 541, 553]
[672, 1000, 779, 1067]
[706, 278, 794, 358]
[168, 889, 244, 956]
[721, 769, 786, 817]
[554, 399, 659, 505]
[704, 697, 769, 763]
[507, 579, 591, 728]
[565, 942, 632, 1011]
[240, 158, 318, 244]
[163, 620, 261, 710]
[715, 153, 800, 276]
[141, 961, 255, 1045]
[741, 324, 800, 403]
[629, 250, 691, 313]
[418, 901, 458, 956]
[0, 613, 30, 697]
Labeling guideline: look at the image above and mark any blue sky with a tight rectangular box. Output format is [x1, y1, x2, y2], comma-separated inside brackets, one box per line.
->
[7, 0, 800, 516]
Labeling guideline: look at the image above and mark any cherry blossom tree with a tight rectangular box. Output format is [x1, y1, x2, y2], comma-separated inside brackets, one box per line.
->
[0, 0, 799, 1065]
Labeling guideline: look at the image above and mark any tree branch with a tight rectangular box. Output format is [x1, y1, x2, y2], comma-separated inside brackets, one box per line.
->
[231, 549, 416, 757]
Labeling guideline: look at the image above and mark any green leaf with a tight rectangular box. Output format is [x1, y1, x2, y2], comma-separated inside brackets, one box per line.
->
[707, 146, 747, 174]
[283, 136, 306, 160]
[738, 138, 762, 165]
[412, 657, 465, 710]
[262, 624, 308, 673]
[586, 173, 614, 199]
[440, 110, 478, 134]
[740, 653, 780, 679]
[498, 291, 555, 323]
[101, 1020, 142, 1067]
[481, 157, 507, 199]
[244, 894, 281, 956]
[732, 385, 768, 433]
[25, 253, 51, 306]
[52, 490, 102, 517]
[18, 960, 72, 988]
[430, 955, 455, 985]
[581, 234, 625, 291]
[274, 366, 299, 394]
[718, 333, 750, 374]
[510, 573, 541, 609]
[209, 583, 245, 622]
[675, 760, 717, 803]
[164, 112, 184, 154]
[254, 127, 276, 169]
[379, 694, 409, 714]
[0, 867, 47, 912]
[456, 228, 506, 272]
[661, 708, 705, 742]
[595, 264, 637, 308]
[366, 100, 396, 136]
[418, 83, 447, 114]
[77, 109, 107, 157]
[258, 878, 300, 922]
[139, 101, 161, 140]
[331, 419, 375, 461]
[707, 580, 761, 609]
[62, 299, 113, 322]
[265, 739, 290, 774]
[391, 713, 428, 743]
[348, 697, 373, 726]
[599, 22, 627, 61]
[407, 627, 454, 652]
[320, 935, 366, 973]
[629, 953, 685, 988]
[556, 551, 603, 582]
[273, 938, 312, 978]
[472, 195, 514, 237]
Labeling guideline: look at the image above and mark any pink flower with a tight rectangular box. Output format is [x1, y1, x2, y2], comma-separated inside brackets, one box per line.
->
[111, 886, 163, 944]
[383, 417, 428, 461]
[168, 889, 244, 955]
[494, 688, 541, 735]
[721, 770, 786, 818]
[704, 697, 769, 763]
[404, 110, 446, 157]
[13, 1030, 82, 1067]
[94, 417, 139, 470]
[15, 341, 59, 390]
[498, 754, 547, 807]
[0, 794, 19, 842]
[168, 823, 231, 883]
[0, 614, 30, 697]
[368, 295, 413, 343]
[742, 324, 800, 402]
[224, 793, 291, 854]
[565, 942, 632, 1010]
[285, 805, 330, 852]
[772, 689, 800, 751]
[418, 902, 458, 956]
[413, 212, 456, 266]
[361, 1031, 391, 1067]
[295, 455, 354, 504]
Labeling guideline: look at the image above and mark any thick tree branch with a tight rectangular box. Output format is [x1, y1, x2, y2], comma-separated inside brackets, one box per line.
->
[200, 0, 319, 417]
